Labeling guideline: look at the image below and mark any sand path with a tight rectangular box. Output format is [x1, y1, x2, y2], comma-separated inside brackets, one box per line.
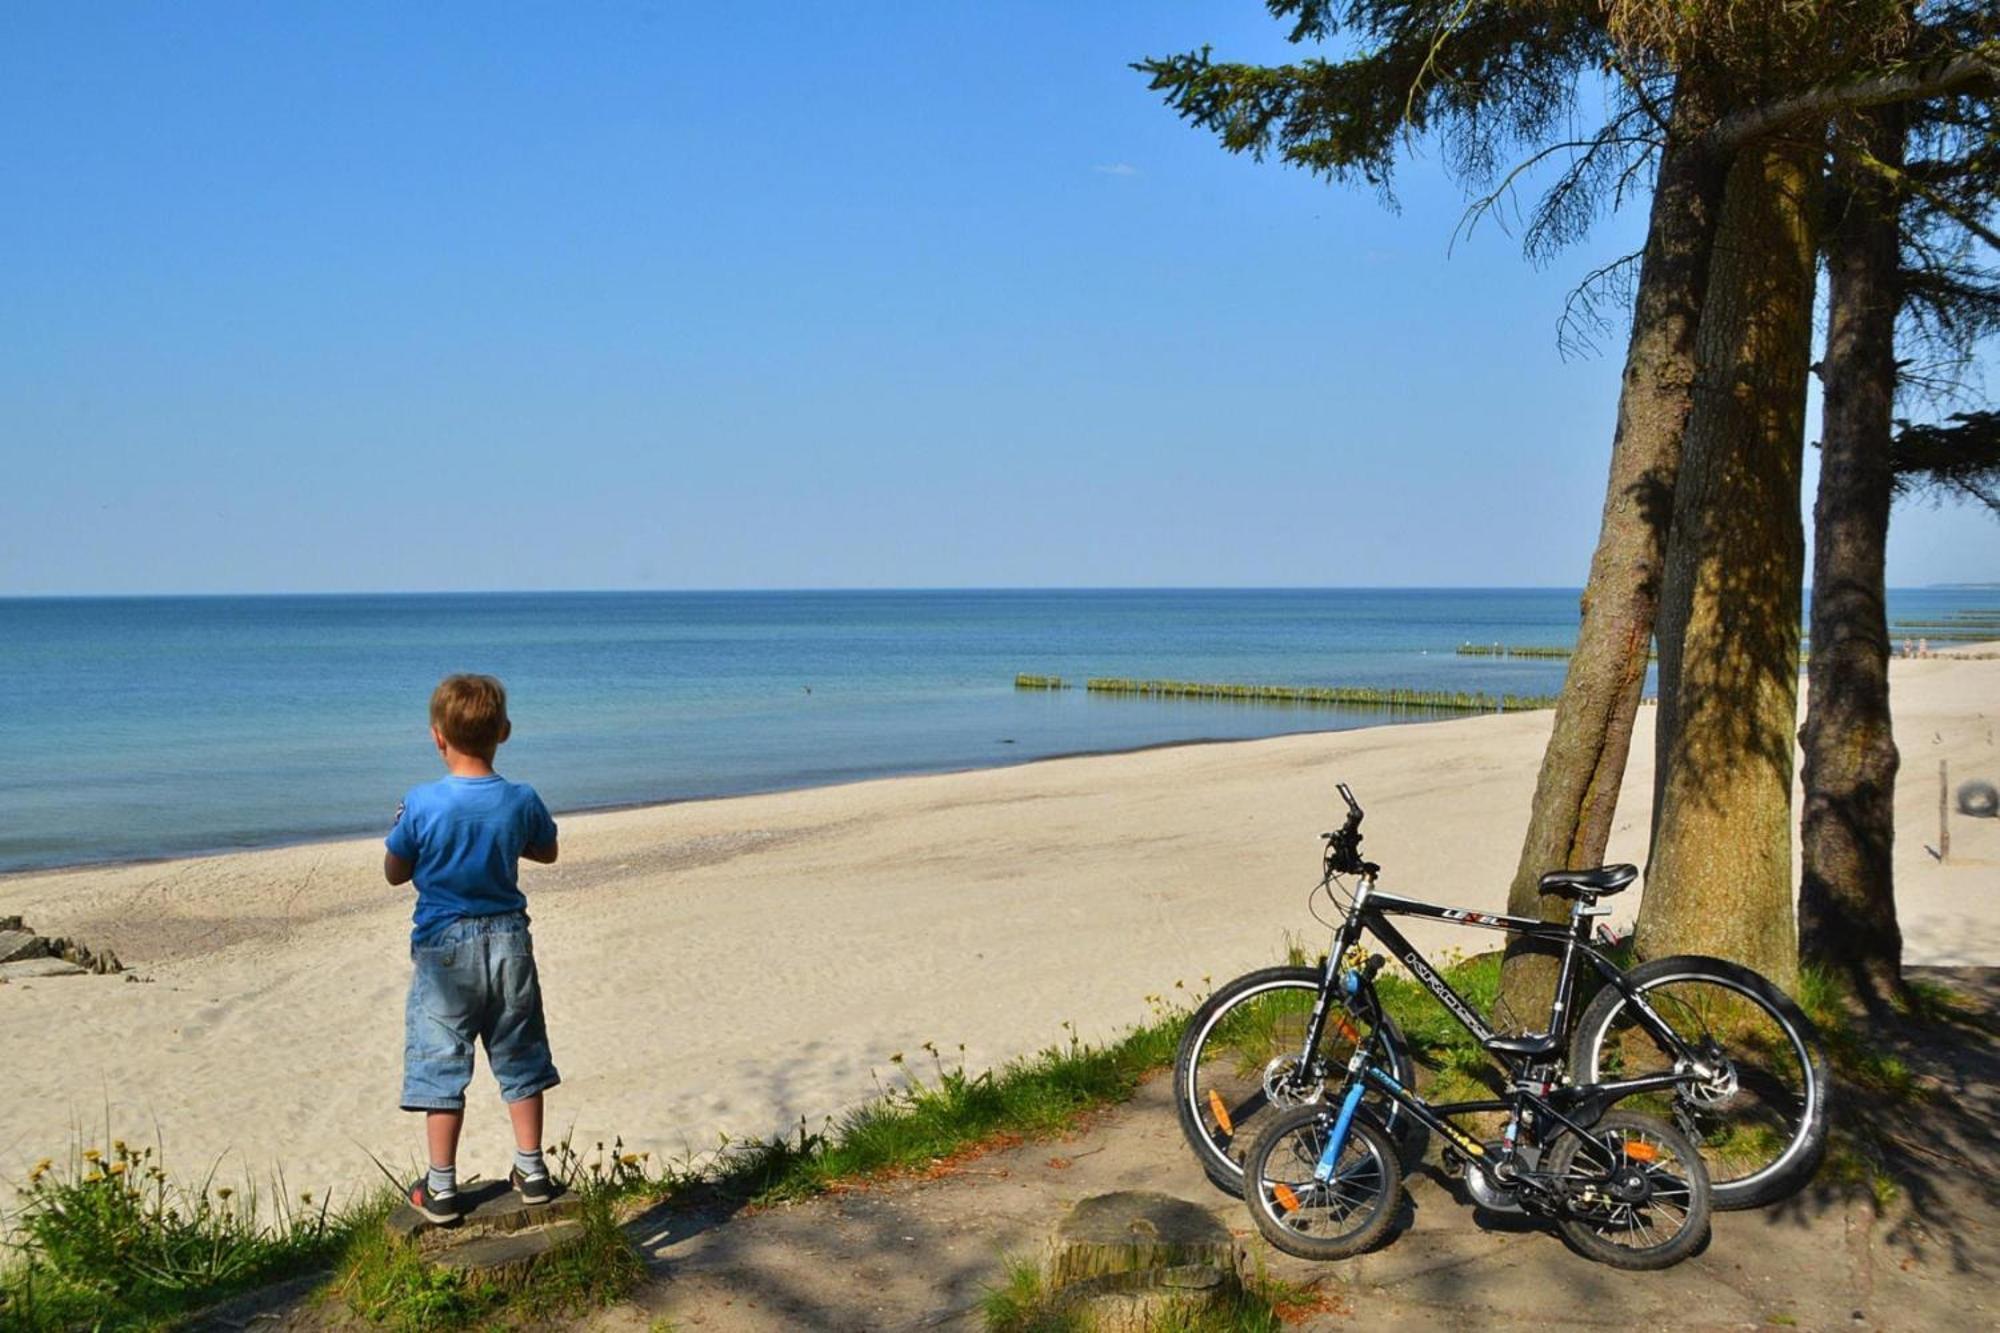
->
[1, 654, 1994, 1210]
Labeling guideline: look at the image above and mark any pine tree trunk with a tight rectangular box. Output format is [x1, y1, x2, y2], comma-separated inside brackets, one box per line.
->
[1642, 138, 1819, 990]
[1498, 96, 1726, 1016]
[1799, 107, 1906, 1009]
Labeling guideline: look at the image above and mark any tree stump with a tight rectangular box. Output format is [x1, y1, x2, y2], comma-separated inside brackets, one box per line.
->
[1046, 1191, 1238, 1330]
[383, 1178, 589, 1289]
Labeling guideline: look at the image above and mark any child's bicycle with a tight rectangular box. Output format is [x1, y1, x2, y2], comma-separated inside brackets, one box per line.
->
[1177, 784, 1829, 1266]
[1243, 953, 1712, 1268]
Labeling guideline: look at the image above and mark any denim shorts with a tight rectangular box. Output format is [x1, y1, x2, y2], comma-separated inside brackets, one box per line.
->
[401, 911, 561, 1112]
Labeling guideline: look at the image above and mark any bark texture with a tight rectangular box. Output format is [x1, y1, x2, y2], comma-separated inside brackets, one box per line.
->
[1642, 137, 1819, 990]
[1799, 107, 1907, 1009]
[1498, 96, 1726, 1016]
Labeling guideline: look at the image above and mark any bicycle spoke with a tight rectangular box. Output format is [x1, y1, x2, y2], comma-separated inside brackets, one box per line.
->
[1591, 976, 1813, 1193]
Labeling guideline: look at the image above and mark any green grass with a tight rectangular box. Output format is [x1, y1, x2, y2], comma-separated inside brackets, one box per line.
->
[1372, 950, 1510, 1106]
[718, 1014, 1186, 1204]
[0, 1138, 364, 1331]
[321, 1186, 644, 1332]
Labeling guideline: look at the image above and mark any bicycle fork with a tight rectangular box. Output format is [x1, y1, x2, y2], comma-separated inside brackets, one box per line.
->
[1313, 1079, 1370, 1183]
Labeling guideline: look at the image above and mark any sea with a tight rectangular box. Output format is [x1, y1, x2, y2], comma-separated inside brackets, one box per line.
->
[0, 587, 1988, 873]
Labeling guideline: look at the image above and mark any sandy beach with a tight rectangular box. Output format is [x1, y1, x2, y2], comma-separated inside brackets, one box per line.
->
[2, 652, 1995, 1211]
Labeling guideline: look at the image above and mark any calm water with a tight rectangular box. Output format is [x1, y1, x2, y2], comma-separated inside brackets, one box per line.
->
[0, 588, 1987, 872]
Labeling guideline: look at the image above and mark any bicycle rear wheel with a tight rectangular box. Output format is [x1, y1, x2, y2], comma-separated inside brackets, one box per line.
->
[1174, 965, 1418, 1196]
[1569, 955, 1828, 1210]
[1547, 1110, 1710, 1270]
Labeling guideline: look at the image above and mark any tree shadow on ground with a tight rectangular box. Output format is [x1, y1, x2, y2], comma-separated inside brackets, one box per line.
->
[1761, 965, 2000, 1282]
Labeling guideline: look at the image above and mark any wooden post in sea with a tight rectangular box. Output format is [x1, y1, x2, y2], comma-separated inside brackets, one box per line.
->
[1940, 760, 1950, 863]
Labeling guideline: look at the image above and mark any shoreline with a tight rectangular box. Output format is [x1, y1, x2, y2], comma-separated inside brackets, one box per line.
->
[0, 713, 1484, 881]
[1, 651, 1993, 1212]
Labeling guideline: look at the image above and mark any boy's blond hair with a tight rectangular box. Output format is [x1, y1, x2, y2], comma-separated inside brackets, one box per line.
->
[430, 674, 510, 759]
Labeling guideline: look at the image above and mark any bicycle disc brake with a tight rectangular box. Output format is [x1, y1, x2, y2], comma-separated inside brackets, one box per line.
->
[1261, 1055, 1325, 1107]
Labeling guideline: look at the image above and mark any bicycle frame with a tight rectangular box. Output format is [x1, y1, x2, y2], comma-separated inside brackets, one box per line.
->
[1295, 874, 1706, 1144]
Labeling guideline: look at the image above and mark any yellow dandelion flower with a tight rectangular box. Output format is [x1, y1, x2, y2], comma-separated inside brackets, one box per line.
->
[619, 1153, 639, 1166]
[82, 1149, 102, 1163]
[84, 1171, 104, 1184]
[109, 1163, 127, 1176]
[33, 1158, 51, 1173]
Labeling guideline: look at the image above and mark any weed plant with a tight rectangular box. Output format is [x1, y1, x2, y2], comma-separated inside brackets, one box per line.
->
[0, 1138, 357, 1330]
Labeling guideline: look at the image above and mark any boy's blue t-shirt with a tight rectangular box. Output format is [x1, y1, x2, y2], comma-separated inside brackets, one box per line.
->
[387, 775, 558, 944]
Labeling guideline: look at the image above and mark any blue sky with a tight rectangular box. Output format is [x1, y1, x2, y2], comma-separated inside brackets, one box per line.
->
[3, 2, 1994, 594]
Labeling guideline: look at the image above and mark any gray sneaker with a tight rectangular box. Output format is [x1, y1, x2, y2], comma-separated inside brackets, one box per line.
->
[406, 1178, 464, 1226]
[510, 1166, 556, 1205]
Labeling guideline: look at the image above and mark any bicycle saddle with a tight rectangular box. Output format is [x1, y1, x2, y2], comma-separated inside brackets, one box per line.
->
[1537, 863, 1638, 897]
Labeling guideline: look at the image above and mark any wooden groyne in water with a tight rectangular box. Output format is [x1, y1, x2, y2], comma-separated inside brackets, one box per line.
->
[1455, 643, 1577, 659]
[1888, 630, 2000, 642]
[1010, 675, 1560, 712]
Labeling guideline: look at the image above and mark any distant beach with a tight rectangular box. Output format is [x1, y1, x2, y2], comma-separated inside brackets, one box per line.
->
[1, 649, 1993, 1210]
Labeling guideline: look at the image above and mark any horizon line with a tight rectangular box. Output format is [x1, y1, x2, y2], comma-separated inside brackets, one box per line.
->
[1, 582, 1988, 601]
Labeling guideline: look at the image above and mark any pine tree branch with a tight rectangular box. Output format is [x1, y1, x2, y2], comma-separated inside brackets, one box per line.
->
[1854, 148, 2000, 251]
[1893, 411, 2000, 515]
[1710, 46, 1999, 151]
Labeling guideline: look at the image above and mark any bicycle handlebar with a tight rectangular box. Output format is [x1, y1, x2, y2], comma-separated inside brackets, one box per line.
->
[1323, 782, 1374, 877]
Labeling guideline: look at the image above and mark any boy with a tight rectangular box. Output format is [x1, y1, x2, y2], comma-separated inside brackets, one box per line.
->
[386, 673, 562, 1223]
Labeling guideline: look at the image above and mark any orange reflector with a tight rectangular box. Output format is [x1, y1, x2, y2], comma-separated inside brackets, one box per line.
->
[1623, 1140, 1662, 1162]
[1208, 1089, 1234, 1137]
[1334, 1016, 1360, 1043]
[1273, 1183, 1303, 1213]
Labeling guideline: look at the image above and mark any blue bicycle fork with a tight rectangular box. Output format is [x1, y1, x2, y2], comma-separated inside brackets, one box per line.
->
[1314, 1079, 1368, 1182]
[1315, 965, 1372, 1182]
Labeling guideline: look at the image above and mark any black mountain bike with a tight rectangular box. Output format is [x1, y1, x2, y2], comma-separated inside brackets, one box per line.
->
[1175, 784, 1828, 1214]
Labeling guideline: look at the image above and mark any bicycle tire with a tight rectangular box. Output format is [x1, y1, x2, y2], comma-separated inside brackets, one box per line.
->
[1174, 965, 1420, 1197]
[1547, 1110, 1711, 1270]
[1244, 1104, 1403, 1261]
[1569, 955, 1828, 1211]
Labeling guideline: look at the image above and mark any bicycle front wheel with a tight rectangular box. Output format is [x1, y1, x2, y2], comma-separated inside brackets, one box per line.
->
[1174, 965, 1417, 1197]
[1244, 1103, 1403, 1261]
[1569, 955, 1828, 1211]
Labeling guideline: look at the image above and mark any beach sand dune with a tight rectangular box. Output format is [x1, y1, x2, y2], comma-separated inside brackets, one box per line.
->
[1, 654, 1994, 1207]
